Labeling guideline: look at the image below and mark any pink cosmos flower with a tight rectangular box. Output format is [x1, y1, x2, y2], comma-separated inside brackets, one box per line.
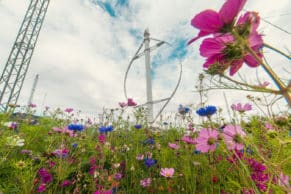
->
[52, 127, 76, 137]
[140, 178, 151, 187]
[195, 128, 219, 153]
[231, 103, 252, 113]
[223, 125, 246, 150]
[160, 168, 175, 178]
[136, 154, 144, 161]
[64, 108, 74, 113]
[278, 172, 290, 189]
[127, 98, 137, 106]
[119, 102, 127, 108]
[264, 123, 274, 130]
[168, 143, 179, 150]
[237, 11, 260, 35]
[182, 136, 197, 144]
[189, 0, 246, 44]
[257, 81, 270, 88]
[200, 31, 263, 75]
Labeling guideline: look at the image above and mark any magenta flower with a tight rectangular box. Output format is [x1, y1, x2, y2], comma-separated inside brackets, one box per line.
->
[140, 178, 151, 188]
[189, 0, 246, 44]
[231, 103, 252, 113]
[160, 168, 175, 178]
[60, 180, 72, 187]
[98, 134, 106, 144]
[223, 125, 246, 150]
[94, 190, 112, 194]
[237, 11, 260, 35]
[29, 103, 37, 108]
[127, 98, 137, 106]
[200, 31, 263, 75]
[38, 168, 53, 184]
[195, 128, 219, 153]
[37, 183, 46, 193]
[168, 143, 179, 150]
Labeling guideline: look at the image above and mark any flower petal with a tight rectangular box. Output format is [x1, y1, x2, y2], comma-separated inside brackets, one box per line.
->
[219, 0, 246, 23]
[243, 54, 260, 67]
[188, 31, 210, 45]
[229, 59, 243, 76]
[191, 10, 224, 33]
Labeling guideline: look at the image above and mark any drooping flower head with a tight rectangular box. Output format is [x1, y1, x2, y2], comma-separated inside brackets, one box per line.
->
[222, 125, 246, 150]
[196, 105, 217, 117]
[189, 0, 247, 44]
[195, 128, 219, 153]
[160, 168, 175, 178]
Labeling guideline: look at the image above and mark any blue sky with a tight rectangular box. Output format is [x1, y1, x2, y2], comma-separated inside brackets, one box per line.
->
[0, 0, 290, 118]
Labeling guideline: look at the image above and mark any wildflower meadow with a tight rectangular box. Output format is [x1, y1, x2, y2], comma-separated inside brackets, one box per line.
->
[0, 0, 290, 193]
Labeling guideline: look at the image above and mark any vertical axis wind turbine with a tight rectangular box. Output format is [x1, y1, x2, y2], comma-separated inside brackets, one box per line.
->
[0, 0, 50, 112]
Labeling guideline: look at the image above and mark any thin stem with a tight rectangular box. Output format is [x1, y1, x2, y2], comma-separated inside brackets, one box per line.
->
[244, 45, 291, 107]
[221, 75, 281, 94]
[263, 43, 291, 60]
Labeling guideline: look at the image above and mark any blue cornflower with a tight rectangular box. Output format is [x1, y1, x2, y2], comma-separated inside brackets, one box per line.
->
[178, 104, 191, 115]
[143, 138, 155, 145]
[194, 150, 200, 154]
[134, 124, 142, 129]
[144, 158, 157, 167]
[99, 125, 114, 133]
[196, 105, 217, 117]
[68, 124, 84, 131]
[72, 143, 78, 148]
[246, 146, 254, 155]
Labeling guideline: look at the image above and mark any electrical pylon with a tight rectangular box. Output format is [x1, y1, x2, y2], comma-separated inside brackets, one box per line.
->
[0, 0, 50, 112]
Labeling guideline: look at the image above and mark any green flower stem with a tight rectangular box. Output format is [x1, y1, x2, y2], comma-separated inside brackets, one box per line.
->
[244, 43, 291, 107]
[221, 74, 281, 94]
[263, 43, 291, 60]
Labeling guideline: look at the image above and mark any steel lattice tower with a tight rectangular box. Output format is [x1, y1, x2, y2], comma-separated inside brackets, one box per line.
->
[0, 0, 50, 112]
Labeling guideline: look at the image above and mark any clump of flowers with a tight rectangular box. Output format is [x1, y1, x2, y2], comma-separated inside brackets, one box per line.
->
[195, 128, 219, 153]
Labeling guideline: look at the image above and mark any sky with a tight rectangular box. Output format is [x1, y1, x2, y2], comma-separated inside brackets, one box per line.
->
[0, 0, 290, 120]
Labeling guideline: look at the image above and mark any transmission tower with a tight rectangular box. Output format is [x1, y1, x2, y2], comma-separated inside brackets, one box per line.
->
[0, 0, 50, 112]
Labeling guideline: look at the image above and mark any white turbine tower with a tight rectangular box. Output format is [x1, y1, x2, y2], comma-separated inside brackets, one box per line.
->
[124, 28, 182, 123]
